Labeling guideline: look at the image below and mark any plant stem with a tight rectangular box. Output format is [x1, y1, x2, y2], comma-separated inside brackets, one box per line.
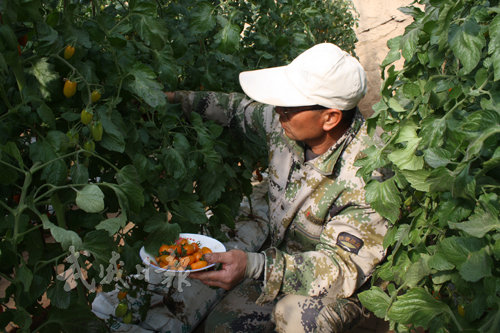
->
[51, 192, 67, 229]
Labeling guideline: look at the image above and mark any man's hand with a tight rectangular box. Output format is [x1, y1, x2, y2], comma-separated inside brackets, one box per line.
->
[188, 249, 247, 290]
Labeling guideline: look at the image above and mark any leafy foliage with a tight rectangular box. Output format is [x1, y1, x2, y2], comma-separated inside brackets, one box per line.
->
[0, 0, 358, 330]
[357, 0, 500, 332]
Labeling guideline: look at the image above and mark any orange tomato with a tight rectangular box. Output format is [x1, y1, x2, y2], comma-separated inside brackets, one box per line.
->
[159, 254, 174, 265]
[190, 260, 208, 270]
[167, 259, 179, 270]
[179, 239, 189, 246]
[193, 252, 203, 262]
[183, 244, 195, 255]
[201, 247, 212, 255]
[180, 256, 196, 268]
[159, 244, 170, 254]
[171, 245, 181, 256]
[117, 291, 127, 300]
[192, 243, 199, 252]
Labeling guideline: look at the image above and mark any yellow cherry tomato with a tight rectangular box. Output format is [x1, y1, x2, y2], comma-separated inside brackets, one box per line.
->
[64, 45, 75, 59]
[63, 80, 77, 98]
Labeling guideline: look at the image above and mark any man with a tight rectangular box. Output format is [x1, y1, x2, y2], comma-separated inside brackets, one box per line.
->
[166, 43, 388, 332]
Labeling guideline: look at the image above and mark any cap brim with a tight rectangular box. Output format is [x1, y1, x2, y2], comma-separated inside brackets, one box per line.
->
[239, 67, 317, 107]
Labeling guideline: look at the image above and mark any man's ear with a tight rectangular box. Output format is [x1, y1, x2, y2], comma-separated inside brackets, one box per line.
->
[322, 108, 343, 131]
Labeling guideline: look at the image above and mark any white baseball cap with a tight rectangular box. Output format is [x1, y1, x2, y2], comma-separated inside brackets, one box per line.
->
[239, 43, 367, 110]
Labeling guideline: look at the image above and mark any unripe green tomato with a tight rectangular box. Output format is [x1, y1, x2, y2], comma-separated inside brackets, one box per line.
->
[114, 302, 128, 317]
[83, 140, 95, 157]
[90, 120, 103, 141]
[81, 110, 93, 125]
[123, 312, 133, 324]
[91, 90, 101, 103]
[66, 130, 79, 146]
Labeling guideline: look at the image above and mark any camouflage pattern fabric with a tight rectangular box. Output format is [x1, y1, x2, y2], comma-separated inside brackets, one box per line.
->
[174, 91, 389, 331]
[205, 279, 368, 333]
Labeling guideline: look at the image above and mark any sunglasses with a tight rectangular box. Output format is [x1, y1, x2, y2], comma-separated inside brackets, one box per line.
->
[277, 106, 328, 115]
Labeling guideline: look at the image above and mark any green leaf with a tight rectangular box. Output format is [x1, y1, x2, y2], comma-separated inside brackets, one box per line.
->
[17, 264, 33, 292]
[153, 47, 179, 89]
[47, 280, 71, 309]
[173, 199, 209, 225]
[97, 108, 126, 153]
[126, 62, 166, 108]
[424, 148, 454, 168]
[452, 166, 476, 201]
[388, 288, 449, 328]
[354, 146, 389, 182]
[70, 162, 89, 184]
[1, 142, 24, 168]
[116, 165, 140, 185]
[426, 167, 453, 193]
[449, 18, 486, 74]
[449, 202, 500, 238]
[163, 147, 186, 179]
[420, 116, 446, 149]
[41, 214, 82, 251]
[358, 287, 391, 318]
[37, 103, 56, 129]
[198, 170, 227, 206]
[216, 22, 240, 54]
[388, 126, 424, 171]
[26, 57, 60, 101]
[400, 20, 423, 61]
[489, 15, 500, 81]
[459, 248, 492, 282]
[438, 236, 484, 267]
[190, 2, 217, 34]
[435, 192, 474, 225]
[388, 98, 406, 112]
[47, 303, 107, 333]
[120, 182, 144, 214]
[41, 160, 68, 186]
[381, 36, 402, 67]
[12, 309, 32, 333]
[75, 185, 105, 213]
[133, 15, 168, 50]
[365, 178, 401, 223]
[400, 169, 430, 192]
[82, 230, 114, 267]
[404, 255, 432, 288]
[428, 252, 455, 271]
[95, 215, 127, 236]
[144, 222, 181, 255]
[211, 203, 235, 230]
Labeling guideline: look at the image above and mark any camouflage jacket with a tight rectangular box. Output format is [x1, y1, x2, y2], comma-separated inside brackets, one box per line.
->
[174, 91, 389, 305]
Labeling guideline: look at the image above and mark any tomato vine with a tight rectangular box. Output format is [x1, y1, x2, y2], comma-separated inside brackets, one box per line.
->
[0, 0, 358, 331]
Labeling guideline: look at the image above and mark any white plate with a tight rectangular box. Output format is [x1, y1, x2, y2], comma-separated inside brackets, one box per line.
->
[139, 233, 226, 273]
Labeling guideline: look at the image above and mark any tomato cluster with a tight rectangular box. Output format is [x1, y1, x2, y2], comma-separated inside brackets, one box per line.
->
[154, 238, 212, 271]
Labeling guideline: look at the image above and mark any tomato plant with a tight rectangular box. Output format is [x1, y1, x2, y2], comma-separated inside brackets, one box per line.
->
[356, 1, 500, 332]
[0, 0, 357, 331]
